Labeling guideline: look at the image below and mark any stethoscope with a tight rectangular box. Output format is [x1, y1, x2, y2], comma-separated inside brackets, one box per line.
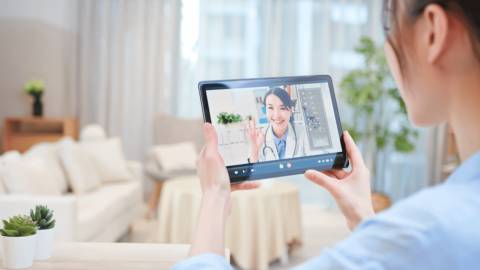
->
[262, 123, 298, 160]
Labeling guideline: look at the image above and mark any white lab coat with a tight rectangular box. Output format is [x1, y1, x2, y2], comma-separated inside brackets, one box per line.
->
[258, 122, 308, 161]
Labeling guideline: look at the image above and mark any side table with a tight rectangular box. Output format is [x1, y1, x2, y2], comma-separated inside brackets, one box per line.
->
[158, 176, 303, 270]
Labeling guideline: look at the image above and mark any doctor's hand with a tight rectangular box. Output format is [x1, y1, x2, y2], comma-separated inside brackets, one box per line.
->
[189, 123, 261, 258]
[244, 117, 265, 163]
[304, 131, 375, 232]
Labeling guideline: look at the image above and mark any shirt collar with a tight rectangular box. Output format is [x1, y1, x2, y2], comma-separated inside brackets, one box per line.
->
[446, 150, 480, 184]
[273, 125, 288, 147]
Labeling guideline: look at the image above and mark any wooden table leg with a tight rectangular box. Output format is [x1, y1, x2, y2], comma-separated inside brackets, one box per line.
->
[146, 181, 163, 219]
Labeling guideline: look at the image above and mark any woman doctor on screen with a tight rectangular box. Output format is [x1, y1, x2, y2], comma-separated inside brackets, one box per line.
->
[243, 87, 308, 162]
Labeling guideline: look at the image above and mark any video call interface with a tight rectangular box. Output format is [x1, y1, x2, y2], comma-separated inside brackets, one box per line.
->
[206, 81, 343, 175]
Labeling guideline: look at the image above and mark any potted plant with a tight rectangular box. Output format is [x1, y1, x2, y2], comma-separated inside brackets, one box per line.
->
[217, 112, 243, 130]
[30, 205, 55, 260]
[340, 37, 418, 212]
[23, 79, 44, 117]
[0, 215, 38, 269]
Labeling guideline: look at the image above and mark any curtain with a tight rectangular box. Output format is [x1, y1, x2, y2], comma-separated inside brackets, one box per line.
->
[73, 0, 182, 161]
[72, 0, 445, 203]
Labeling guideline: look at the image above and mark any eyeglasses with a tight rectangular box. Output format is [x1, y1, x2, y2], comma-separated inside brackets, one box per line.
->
[382, 0, 394, 33]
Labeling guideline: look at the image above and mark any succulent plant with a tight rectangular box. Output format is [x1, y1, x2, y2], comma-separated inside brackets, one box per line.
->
[0, 215, 38, 237]
[30, 205, 55, 230]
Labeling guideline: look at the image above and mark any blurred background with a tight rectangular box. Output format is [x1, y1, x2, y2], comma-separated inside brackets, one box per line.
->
[0, 0, 459, 269]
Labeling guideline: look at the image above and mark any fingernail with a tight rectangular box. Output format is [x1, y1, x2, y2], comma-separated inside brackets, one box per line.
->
[305, 170, 313, 178]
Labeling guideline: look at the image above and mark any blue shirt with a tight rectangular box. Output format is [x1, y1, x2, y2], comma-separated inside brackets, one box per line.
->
[273, 126, 288, 159]
[172, 151, 480, 270]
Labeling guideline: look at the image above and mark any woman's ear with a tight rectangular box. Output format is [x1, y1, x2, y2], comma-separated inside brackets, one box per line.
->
[422, 4, 449, 64]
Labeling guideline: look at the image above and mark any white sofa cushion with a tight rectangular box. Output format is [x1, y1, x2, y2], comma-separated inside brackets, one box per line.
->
[76, 181, 142, 241]
[0, 151, 20, 195]
[0, 173, 6, 195]
[81, 137, 132, 183]
[60, 141, 102, 194]
[152, 141, 197, 173]
[0, 151, 62, 196]
[24, 141, 69, 193]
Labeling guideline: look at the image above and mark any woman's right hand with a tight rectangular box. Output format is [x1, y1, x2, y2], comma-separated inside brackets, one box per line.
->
[243, 117, 265, 163]
[304, 131, 375, 231]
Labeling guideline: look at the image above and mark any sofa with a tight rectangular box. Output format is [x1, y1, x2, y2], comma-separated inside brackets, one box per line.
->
[0, 125, 143, 242]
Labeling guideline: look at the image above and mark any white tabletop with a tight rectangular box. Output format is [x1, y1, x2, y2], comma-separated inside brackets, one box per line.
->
[0, 242, 230, 270]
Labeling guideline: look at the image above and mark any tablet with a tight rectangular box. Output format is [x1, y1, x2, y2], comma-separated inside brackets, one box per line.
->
[198, 75, 348, 183]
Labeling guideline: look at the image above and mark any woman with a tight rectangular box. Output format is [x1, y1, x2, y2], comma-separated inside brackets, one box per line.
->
[174, 0, 480, 269]
[244, 87, 308, 162]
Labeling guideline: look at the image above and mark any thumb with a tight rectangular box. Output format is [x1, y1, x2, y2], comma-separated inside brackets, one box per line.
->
[304, 170, 340, 197]
[204, 123, 218, 153]
[343, 131, 364, 169]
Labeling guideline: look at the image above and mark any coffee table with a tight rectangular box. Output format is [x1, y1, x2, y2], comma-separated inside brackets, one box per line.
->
[0, 242, 230, 269]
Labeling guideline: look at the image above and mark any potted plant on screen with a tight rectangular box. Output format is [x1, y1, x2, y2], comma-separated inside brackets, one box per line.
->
[340, 37, 418, 212]
[0, 215, 38, 269]
[217, 112, 243, 130]
[24, 79, 44, 117]
[30, 205, 55, 260]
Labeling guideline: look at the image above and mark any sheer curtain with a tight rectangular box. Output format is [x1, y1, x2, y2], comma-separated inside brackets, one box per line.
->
[72, 0, 182, 161]
[72, 0, 444, 203]
[188, 0, 441, 205]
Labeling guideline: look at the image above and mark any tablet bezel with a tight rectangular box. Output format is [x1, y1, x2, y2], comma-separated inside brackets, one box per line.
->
[198, 75, 349, 183]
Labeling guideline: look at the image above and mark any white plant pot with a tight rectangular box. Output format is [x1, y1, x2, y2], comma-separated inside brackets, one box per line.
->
[225, 122, 242, 131]
[1, 234, 37, 269]
[34, 227, 55, 260]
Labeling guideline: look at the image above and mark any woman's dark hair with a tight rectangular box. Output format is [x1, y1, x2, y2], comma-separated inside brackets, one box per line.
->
[382, 0, 480, 76]
[263, 87, 295, 126]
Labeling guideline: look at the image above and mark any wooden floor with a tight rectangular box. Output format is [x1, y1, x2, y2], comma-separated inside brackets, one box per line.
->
[120, 204, 351, 269]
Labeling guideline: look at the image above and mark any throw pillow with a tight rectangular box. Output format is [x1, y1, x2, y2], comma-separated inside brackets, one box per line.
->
[24, 141, 70, 194]
[81, 137, 132, 182]
[152, 141, 198, 173]
[0, 151, 19, 194]
[0, 151, 62, 196]
[60, 141, 102, 194]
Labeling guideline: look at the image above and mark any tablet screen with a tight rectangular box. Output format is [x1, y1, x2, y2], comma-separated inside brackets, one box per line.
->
[201, 77, 347, 182]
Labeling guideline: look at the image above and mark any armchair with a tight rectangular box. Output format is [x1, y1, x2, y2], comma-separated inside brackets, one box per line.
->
[145, 114, 204, 218]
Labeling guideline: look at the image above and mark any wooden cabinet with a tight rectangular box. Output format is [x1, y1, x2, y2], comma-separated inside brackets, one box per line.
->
[2, 117, 78, 154]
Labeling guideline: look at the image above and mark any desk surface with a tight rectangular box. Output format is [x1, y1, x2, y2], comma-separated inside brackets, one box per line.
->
[0, 242, 230, 270]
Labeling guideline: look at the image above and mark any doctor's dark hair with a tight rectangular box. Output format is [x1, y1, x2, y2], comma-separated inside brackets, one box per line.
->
[383, 0, 480, 79]
[263, 87, 295, 126]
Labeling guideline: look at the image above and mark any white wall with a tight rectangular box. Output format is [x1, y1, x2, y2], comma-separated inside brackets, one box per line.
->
[0, 0, 78, 152]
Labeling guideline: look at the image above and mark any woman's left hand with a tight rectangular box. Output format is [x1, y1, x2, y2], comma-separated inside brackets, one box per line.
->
[189, 123, 261, 258]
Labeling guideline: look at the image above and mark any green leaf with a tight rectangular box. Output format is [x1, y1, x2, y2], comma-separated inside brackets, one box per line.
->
[0, 229, 7, 236]
[41, 208, 49, 218]
[34, 211, 41, 221]
[44, 212, 53, 223]
[30, 209, 35, 220]
[5, 230, 19, 237]
[39, 219, 46, 226]
[43, 220, 55, 229]
[10, 223, 20, 230]
[3, 220, 11, 230]
[18, 226, 36, 236]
